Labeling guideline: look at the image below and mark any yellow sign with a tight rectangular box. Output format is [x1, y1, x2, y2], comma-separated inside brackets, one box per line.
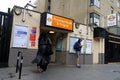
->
[46, 13, 73, 31]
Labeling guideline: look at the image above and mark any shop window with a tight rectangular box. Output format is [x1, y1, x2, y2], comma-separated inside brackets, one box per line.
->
[90, 0, 100, 8]
[90, 12, 100, 27]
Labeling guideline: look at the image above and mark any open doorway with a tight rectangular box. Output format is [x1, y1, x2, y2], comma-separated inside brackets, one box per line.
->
[40, 30, 67, 64]
[105, 37, 120, 64]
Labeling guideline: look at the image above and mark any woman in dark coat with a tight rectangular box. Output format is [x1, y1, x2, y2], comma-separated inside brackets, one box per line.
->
[32, 32, 53, 72]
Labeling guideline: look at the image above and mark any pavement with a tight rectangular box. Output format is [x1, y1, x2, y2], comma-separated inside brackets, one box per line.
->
[0, 64, 120, 80]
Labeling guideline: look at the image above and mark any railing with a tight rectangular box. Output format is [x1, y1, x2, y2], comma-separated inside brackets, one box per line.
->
[16, 51, 23, 79]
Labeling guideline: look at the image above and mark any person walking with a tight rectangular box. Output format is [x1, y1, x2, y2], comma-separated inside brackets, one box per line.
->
[74, 38, 83, 68]
[32, 31, 53, 72]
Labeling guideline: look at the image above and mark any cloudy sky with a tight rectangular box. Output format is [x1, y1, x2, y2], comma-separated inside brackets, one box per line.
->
[0, 0, 37, 12]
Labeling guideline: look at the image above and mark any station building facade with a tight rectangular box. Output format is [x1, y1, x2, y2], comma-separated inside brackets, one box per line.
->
[1, 0, 120, 67]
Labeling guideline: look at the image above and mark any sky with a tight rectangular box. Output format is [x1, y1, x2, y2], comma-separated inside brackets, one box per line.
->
[0, 0, 37, 12]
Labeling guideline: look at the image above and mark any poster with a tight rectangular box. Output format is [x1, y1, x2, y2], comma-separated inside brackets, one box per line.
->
[85, 40, 92, 54]
[69, 37, 84, 54]
[12, 25, 28, 48]
[29, 26, 36, 47]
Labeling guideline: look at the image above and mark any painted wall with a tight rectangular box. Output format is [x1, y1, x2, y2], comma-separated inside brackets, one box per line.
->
[9, 7, 41, 67]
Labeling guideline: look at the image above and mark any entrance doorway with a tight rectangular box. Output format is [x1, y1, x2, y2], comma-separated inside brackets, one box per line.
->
[40, 30, 67, 64]
[105, 33, 120, 64]
[105, 42, 120, 63]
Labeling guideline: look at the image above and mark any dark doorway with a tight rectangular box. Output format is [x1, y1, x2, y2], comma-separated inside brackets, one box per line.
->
[105, 33, 120, 64]
[0, 10, 13, 68]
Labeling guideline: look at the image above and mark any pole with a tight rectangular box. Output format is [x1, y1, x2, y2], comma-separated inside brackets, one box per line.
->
[16, 51, 21, 73]
[19, 55, 23, 79]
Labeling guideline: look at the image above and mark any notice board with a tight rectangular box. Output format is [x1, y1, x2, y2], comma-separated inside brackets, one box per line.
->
[85, 40, 92, 54]
[12, 25, 28, 48]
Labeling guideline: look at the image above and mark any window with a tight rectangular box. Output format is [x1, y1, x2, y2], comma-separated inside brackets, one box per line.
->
[90, 13, 100, 27]
[110, 7, 114, 14]
[90, 0, 100, 8]
[117, 0, 120, 8]
[47, 6, 51, 12]
[118, 12, 120, 21]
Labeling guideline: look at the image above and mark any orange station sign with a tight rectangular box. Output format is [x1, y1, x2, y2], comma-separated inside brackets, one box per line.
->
[45, 13, 73, 31]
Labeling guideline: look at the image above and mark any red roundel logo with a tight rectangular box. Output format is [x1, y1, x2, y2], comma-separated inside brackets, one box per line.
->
[108, 15, 115, 21]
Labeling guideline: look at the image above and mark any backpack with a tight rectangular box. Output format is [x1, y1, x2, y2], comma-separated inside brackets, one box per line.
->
[74, 42, 77, 50]
[45, 44, 53, 55]
[45, 38, 53, 55]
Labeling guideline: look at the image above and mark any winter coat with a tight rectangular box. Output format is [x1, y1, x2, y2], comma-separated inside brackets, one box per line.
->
[32, 32, 53, 65]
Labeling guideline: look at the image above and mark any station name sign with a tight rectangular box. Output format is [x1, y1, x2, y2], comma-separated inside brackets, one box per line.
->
[107, 13, 117, 27]
[41, 12, 73, 31]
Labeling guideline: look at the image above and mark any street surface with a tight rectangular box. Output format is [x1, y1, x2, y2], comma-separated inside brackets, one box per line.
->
[0, 64, 120, 80]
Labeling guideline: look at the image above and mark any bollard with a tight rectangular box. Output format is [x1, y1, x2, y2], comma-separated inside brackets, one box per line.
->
[15, 51, 23, 79]
[16, 51, 21, 73]
[19, 56, 23, 79]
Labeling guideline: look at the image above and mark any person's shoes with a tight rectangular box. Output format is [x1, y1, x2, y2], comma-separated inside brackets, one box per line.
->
[37, 67, 44, 73]
[76, 64, 81, 68]
[38, 68, 44, 73]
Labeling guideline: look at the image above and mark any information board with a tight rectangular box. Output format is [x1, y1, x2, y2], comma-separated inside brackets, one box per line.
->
[85, 40, 92, 54]
[12, 25, 28, 48]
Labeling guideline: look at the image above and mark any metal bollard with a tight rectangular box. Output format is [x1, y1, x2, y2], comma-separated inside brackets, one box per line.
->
[15, 51, 23, 79]
[16, 51, 21, 73]
[19, 55, 23, 79]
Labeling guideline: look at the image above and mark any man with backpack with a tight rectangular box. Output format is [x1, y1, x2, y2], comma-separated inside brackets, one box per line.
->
[74, 38, 83, 68]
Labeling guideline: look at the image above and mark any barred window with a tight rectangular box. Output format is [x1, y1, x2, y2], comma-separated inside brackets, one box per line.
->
[90, 0, 100, 8]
